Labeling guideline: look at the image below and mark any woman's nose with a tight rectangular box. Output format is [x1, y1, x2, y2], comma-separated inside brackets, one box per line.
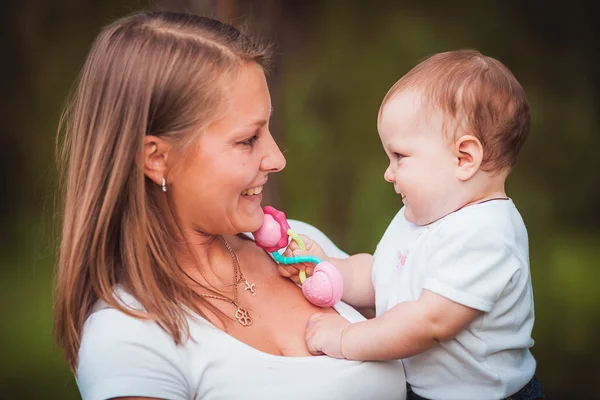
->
[261, 134, 286, 172]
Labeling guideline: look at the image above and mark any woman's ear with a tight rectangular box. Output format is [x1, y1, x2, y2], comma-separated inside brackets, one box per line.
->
[143, 135, 172, 187]
[454, 134, 483, 181]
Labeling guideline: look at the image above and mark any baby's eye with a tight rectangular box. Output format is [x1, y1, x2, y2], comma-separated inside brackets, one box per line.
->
[393, 152, 405, 161]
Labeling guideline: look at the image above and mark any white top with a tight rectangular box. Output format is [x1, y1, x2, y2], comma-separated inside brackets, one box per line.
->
[77, 220, 406, 400]
[372, 199, 536, 400]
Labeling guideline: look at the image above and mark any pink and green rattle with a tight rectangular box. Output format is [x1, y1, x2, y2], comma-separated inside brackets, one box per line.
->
[253, 206, 344, 307]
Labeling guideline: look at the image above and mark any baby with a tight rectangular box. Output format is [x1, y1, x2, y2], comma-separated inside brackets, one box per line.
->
[281, 50, 543, 400]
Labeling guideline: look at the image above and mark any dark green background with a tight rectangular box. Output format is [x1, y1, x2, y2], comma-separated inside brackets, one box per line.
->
[2, 1, 598, 398]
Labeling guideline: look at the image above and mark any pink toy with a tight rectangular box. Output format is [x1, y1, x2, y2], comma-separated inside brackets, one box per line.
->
[302, 261, 344, 307]
[254, 206, 290, 252]
[253, 206, 344, 307]
[253, 214, 280, 248]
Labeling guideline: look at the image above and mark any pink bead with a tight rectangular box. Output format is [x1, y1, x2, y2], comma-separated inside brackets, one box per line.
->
[253, 214, 281, 247]
[302, 261, 344, 307]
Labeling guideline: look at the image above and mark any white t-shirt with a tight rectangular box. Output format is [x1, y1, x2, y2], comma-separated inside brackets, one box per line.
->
[77, 220, 406, 400]
[372, 199, 536, 400]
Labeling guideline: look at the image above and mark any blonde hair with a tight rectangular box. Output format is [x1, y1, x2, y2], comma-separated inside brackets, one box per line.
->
[54, 11, 271, 371]
[381, 49, 530, 171]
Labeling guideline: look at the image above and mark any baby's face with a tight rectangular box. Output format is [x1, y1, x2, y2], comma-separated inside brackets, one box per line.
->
[378, 90, 463, 225]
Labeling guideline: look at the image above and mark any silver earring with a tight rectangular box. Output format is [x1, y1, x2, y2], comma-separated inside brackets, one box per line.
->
[161, 178, 167, 192]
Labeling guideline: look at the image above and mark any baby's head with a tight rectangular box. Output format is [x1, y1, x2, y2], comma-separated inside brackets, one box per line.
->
[378, 49, 530, 225]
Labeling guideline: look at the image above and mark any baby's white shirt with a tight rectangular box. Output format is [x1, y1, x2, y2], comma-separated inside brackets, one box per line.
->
[76, 220, 406, 400]
[372, 199, 536, 400]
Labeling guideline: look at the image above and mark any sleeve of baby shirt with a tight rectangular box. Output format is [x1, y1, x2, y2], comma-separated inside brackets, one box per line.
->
[422, 221, 521, 312]
[76, 308, 191, 400]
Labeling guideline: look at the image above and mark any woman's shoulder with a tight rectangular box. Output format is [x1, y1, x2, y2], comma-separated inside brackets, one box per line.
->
[77, 289, 193, 400]
[80, 287, 201, 355]
[81, 287, 169, 346]
[82, 300, 168, 347]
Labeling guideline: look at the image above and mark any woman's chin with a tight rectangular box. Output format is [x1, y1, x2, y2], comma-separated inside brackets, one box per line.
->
[238, 208, 265, 233]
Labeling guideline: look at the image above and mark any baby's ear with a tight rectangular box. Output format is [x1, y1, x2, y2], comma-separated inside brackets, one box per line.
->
[453, 135, 483, 181]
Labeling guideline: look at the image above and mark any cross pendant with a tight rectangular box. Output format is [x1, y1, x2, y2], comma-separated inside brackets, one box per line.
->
[244, 280, 256, 296]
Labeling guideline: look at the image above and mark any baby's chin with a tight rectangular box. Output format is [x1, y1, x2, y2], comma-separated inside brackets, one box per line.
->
[404, 208, 438, 226]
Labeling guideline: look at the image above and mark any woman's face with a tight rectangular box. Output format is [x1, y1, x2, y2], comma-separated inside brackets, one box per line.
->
[171, 62, 286, 235]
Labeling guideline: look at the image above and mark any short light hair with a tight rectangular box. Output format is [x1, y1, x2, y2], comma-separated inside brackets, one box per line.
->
[381, 49, 530, 171]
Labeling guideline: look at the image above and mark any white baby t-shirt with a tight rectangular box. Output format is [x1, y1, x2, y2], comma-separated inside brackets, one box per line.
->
[372, 199, 536, 400]
[76, 220, 406, 400]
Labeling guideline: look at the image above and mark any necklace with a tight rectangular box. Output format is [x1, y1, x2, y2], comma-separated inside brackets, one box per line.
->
[198, 235, 254, 327]
[220, 235, 257, 297]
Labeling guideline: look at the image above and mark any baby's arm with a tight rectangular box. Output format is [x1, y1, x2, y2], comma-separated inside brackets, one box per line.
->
[328, 253, 375, 308]
[343, 290, 481, 360]
[280, 235, 375, 308]
[306, 215, 525, 360]
[305, 290, 481, 360]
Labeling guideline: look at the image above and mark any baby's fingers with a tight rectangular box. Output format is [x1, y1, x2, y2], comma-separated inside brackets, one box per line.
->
[278, 265, 302, 284]
[283, 241, 300, 257]
[300, 263, 315, 278]
[278, 265, 293, 278]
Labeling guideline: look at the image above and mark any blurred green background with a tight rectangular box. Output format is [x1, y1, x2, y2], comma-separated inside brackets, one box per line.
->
[2, 0, 598, 399]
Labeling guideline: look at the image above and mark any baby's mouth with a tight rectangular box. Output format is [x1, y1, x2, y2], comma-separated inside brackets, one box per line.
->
[241, 185, 264, 196]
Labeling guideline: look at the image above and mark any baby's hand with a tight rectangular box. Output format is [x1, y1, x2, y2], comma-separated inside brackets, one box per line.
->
[305, 312, 350, 358]
[278, 234, 328, 284]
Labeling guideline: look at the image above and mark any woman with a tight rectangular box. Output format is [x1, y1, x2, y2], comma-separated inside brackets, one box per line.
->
[54, 11, 406, 399]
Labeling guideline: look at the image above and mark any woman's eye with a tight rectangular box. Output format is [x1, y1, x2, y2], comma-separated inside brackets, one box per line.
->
[240, 134, 259, 146]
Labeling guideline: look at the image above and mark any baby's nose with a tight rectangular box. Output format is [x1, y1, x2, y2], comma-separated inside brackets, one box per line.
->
[384, 166, 394, 183]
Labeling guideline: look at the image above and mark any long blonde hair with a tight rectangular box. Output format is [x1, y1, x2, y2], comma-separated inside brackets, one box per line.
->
[54, 11, 271, 371]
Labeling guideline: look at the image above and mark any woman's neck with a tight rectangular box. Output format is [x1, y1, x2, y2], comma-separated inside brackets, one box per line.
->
[178, 230, 238, 291]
